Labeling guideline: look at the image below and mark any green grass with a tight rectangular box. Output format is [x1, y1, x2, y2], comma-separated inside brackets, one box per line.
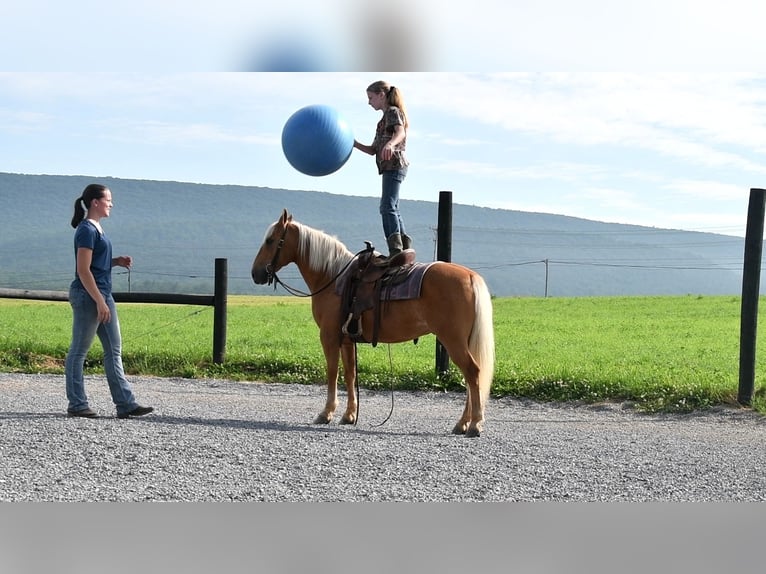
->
[1, 295, 764, 414]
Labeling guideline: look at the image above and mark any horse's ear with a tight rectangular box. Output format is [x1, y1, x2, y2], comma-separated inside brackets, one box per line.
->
[280, 208, 292, 224]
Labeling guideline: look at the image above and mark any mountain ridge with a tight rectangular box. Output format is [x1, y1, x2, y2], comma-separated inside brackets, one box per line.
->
[0, 172, 747, 297]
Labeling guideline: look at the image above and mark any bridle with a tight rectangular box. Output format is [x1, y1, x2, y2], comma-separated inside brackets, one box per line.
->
[264, 222, 288, 287]
[264, 222, 368, 298]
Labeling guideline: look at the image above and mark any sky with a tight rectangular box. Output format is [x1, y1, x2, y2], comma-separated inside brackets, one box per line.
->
[2, 2, 766, 237]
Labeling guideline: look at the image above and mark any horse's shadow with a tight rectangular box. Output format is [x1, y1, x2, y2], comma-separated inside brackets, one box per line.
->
[146, 413, 444, 438]
[0, 410, 443, 438]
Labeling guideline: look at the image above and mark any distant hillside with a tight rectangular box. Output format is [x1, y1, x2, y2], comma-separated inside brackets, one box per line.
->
[0, 172, 749, 297]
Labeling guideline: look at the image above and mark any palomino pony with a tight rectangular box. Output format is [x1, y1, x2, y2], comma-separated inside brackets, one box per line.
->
[251, 209, 495, 437]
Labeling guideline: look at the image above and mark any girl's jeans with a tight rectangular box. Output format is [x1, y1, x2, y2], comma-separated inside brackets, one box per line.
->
[65, 285, 138, 415]
[380, 167, 408, 239]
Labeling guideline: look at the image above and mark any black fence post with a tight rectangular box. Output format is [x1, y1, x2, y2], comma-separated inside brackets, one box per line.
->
[436, 191, 453, 376]
[213, 258, 228, 365]
[738, 189, 766, 406]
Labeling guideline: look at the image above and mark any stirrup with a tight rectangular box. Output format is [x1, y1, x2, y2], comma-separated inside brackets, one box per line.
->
[342, 312, 360, 337]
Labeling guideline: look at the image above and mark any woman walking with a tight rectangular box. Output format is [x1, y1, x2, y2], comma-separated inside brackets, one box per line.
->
[64, 183, 153, 419]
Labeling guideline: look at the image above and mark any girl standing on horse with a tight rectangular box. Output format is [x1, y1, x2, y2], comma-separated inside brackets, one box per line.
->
[353, 80, 413, 259]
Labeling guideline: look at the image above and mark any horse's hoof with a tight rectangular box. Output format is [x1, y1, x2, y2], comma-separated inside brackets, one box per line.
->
[465, 427, 481, 438]
[340, 413, 356, 425]
[452, 423, 467, 435]
[313, 413, 332, 424]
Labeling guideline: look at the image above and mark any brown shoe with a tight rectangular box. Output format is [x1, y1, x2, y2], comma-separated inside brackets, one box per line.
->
[117, 405, 154, 419]
[67, 407, 99, 418]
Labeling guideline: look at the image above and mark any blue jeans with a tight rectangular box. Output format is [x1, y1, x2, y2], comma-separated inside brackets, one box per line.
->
[65, 285, 138, 415]
[380, 167, 408, 239]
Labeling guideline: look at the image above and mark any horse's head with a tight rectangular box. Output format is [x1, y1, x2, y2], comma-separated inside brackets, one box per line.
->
[251, 209, 298, 285]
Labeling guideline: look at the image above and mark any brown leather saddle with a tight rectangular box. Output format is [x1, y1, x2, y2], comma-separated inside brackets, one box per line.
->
[338, 242, 417, 346]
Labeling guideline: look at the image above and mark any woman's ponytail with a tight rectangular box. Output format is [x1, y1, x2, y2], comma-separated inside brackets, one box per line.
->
[71, 183, 108, 228]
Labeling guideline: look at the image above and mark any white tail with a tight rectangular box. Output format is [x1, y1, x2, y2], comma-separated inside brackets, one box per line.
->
[469, 274, 495, 404]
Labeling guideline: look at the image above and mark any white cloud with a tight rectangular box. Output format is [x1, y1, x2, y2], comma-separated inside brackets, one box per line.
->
[664, 180, 754, 201]
[405, 74, 766, 183]
[427, 159, 611, 183]
[0, 110, 51, 132]
[97, 119, 278, 147]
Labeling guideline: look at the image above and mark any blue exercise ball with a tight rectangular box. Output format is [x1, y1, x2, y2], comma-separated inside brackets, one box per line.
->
[281, 104, 354, 176]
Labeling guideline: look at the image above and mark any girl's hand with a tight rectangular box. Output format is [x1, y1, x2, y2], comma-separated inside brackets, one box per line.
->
[381, 142, 395, 161]
[114, 255, 133, 269]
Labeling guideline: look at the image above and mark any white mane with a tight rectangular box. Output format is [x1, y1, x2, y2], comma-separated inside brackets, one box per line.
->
[294, 221, 355, 277]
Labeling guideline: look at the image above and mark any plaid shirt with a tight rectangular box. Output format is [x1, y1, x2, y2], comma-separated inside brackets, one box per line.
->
[373, 106, 409, 173]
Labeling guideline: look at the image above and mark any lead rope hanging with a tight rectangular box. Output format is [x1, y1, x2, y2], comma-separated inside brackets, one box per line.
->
[369, 344, 395, 428]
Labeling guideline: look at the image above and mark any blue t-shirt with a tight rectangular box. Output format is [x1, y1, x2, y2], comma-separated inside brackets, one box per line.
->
[72, 220, 112, 292]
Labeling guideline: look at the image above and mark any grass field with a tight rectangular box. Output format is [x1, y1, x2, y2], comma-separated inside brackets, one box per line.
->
[1, 294, 764, 413]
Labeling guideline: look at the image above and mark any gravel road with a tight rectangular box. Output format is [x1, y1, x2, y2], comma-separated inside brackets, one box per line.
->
[2, 372, 765, 501]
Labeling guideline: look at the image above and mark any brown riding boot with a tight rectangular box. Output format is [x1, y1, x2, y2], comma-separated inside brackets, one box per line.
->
[402, 234, 413, 250]
[387, 233, 404, 258]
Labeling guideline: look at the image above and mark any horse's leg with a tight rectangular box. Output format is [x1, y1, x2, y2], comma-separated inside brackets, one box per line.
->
[314, 331, 340, 424]
[453, 382, 473, 436]
[339, 339, 357, 424]
[458, 355, 483, 437]
[441, 340, 483, 437]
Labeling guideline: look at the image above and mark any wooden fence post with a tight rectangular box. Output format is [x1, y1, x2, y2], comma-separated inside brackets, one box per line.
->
[436, 191, 452, 376]
[213, 258, 228, 365]
[738, 188, 766, 406]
